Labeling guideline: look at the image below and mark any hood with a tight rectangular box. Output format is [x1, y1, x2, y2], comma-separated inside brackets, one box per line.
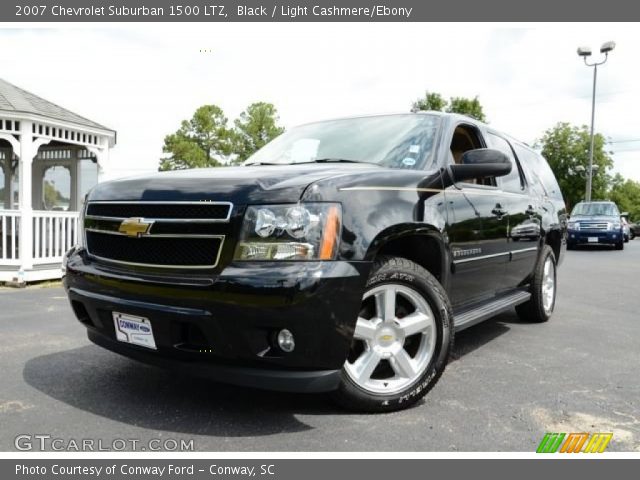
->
[88, 163, 383, 204]
[572, 214, 619, 222]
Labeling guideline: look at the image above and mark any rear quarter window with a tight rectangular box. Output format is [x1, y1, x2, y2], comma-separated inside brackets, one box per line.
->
[513, 144, 563, 201]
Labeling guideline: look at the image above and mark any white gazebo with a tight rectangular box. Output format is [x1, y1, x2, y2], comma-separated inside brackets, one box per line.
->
[0, 78, 116, 284]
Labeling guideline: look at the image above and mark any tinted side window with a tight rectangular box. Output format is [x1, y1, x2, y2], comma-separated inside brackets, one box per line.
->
[488, 133, 523, 193]
[513, 144, 563, 201]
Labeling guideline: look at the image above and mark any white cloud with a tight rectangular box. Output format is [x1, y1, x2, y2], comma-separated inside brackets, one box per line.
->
[1, 23, 639, 180]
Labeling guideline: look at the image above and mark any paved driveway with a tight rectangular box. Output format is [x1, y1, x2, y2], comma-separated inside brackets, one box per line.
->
[1, 242, 639, 451]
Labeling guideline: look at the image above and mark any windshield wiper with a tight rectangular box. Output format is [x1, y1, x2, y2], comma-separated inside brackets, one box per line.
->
[246, 158, 372, 166]
[311, 158, 370, 164]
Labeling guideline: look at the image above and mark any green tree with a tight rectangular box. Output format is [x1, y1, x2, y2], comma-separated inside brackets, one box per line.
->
[412, 91, 487, 122]
[159, 105, 234, 171]
[446, 96, 486, 122]
[609, 175, 640, 220]
[233, 102, 284, 164]
[536, 122, 614, 210]
[412, 92, 447, 112]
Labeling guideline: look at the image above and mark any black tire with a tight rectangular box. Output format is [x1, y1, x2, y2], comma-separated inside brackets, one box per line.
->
[331, 256, 453, 413]
[615, 240, 624, 250]
[516, 245, 557, 323]
[566, 241, 575, 251]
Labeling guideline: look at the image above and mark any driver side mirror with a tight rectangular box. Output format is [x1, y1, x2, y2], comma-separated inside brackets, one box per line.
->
[450, 148, 512, 183]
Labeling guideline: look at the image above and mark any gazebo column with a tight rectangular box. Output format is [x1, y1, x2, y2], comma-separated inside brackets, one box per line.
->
[18, 121, 34, 273]
[70, 148, 79, 210]
[2, 156, 11, 209]
[97, 136, 110, 182]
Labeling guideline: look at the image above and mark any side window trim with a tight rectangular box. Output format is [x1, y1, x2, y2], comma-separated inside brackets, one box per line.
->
[487, 131, 526, 193]
[513, 143, 549, 198]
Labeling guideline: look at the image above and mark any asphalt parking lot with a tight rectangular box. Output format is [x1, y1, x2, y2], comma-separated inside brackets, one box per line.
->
[1, 242, 639, 452]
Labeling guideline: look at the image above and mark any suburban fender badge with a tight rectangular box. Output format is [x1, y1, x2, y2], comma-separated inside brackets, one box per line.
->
[118, 217, 154, 237]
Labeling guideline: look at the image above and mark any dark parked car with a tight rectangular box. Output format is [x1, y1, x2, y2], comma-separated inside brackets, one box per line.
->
[567, 201, 624, 250]
[63, 112, 567, 412]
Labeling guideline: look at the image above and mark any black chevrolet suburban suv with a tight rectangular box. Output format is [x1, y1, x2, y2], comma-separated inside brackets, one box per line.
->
[63, 112, 567, 412]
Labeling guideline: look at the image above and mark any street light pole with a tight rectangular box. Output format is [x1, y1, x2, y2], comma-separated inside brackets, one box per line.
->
[586, 63, 597, 202]
[577, 41, 615, 202]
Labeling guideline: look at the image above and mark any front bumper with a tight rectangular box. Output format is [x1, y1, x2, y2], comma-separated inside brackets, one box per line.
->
[568, 229, 622, 245]
[63, 249, 371, 393]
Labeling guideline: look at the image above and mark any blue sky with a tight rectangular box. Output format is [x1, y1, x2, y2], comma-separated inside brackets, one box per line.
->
[0, 24, 638, 181]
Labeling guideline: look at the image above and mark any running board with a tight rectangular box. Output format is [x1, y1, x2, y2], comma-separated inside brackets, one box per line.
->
[453, 290, 531, 332]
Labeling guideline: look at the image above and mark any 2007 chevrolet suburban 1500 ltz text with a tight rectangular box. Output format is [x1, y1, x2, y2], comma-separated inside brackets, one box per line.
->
[63, 112, 567, 412]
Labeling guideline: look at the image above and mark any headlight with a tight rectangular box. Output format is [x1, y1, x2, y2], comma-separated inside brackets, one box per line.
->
[568, 221, 580, 230]
[612, 222, 621, 230]
[234, 203, 341, 261]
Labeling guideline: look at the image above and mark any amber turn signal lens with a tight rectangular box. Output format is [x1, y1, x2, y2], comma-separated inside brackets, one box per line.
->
[319, 205, 340, 260]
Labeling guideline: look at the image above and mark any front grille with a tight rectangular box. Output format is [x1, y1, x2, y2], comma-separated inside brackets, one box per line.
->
[86, 231, 223, 268]
[86, 202, 231, 220]
[84, 201, 231, 269]
[580, 222, 608, 231]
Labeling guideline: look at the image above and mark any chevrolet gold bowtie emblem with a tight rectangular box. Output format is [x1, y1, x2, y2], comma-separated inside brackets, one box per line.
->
[380, 334, 395, 342]
[118, 217, 154, 237]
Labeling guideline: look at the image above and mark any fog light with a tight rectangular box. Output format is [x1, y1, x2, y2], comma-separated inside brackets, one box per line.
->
[277, 329, 295, 353]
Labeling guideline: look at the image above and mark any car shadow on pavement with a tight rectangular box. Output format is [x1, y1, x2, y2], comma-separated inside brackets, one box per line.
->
[22, 345, 338, 436]
[23, 311, 523, 431]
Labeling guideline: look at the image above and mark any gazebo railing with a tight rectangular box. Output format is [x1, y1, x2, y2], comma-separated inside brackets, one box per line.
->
[32, 210, 80, 264]
[0, 210, 20, 265]
[1, 210, 80, 267]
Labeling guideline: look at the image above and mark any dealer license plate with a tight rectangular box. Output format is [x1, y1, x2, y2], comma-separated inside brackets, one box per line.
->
[113, 312, 157, 350]
[588, 237, 599, 243]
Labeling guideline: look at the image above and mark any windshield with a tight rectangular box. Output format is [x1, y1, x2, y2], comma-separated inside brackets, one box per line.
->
[571, 202, 620, 216]
[245, 114, 441, 170]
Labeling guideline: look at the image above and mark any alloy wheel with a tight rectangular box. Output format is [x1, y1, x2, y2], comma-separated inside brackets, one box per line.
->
[344, 284, 437, 395]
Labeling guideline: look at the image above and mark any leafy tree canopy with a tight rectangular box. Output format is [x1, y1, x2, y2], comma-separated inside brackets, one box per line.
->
[536, 122, 613, 210]
[609, 174, 640, 220]
[159, 105, 234, 171]
[233, 102, 285, 164]
[159, 103, 284, 170]
[412, 91, 487, 122]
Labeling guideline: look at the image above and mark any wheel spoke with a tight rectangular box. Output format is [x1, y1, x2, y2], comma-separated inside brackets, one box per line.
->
[375, 288, 397, 322]
[352, 349, 382, 382]
[354, 317, 377, 341]
[398, 311, 431, 337]
[390, 348, 417, 379]
[544, 259, 551, 277]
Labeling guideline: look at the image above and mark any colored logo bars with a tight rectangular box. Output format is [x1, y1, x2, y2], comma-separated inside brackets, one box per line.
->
[536, 432, 613, 453]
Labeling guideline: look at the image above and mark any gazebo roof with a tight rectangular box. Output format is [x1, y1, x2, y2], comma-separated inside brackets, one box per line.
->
[0, 77, 113, 133]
